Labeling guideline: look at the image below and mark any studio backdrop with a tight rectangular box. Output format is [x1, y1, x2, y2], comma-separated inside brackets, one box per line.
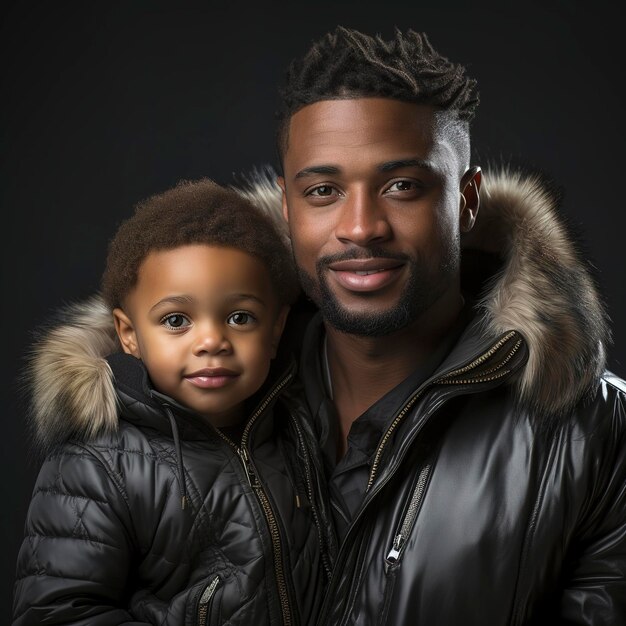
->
[2, 1, 624, 617]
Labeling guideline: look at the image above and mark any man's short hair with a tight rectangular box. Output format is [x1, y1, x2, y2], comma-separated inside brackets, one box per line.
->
[275, 26, 479, 162]
[101, 178, 299, 309]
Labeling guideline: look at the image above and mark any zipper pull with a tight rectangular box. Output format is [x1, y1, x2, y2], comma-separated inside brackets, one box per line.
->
[239, 447, 258, 487]
[386, 534, 405, 563]
[197, 575, 220, 626]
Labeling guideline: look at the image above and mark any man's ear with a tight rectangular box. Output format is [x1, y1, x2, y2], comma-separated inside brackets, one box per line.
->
[459, 167, 482, 232]
[113, 308, 141, 358]
[271, 305, 290, 359]
[277, 176, 289, 222]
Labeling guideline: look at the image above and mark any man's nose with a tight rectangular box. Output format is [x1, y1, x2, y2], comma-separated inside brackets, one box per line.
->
[334, 189, 392, 246]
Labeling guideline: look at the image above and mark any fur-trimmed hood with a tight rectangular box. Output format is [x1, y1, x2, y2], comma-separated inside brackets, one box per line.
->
[24, 167, 611, 450]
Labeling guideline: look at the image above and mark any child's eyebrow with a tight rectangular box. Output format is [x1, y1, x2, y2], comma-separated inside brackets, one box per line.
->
[150, 295, 194, 312]
[149, 293, 268, 313]
[227, 294, 267, 307]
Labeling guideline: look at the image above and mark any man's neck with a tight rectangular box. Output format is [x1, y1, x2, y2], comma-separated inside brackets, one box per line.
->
[325, 293, 465, 459]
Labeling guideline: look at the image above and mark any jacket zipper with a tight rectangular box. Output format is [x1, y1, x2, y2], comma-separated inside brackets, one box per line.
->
[367, 331, 522, 490]
[197, 575, 220, 626]
[316, 331, 523, 625]
[290, 414, 333, 579]
[385, 463, 431, 565]
[215, 370, 295, 626]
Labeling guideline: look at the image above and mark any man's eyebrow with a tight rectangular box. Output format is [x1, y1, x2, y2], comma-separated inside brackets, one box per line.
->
[294, 159, 434, 179]
[294, 165, 341, 179]
[378, 158, 434, 172]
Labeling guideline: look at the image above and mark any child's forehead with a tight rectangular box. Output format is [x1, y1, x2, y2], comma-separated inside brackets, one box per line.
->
[143, 243, 265, 268]
[134, 244, 279, 305]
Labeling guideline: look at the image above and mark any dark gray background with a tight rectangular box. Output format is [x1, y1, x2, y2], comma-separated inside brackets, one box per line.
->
[2, 0, 624, 618]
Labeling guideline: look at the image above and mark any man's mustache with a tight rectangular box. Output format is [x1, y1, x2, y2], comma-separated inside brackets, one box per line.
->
[317, 247, 411, 269]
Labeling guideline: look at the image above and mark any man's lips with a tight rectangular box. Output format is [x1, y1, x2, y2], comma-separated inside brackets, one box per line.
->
[184, 368, 239, 389]
[327, 258, 405, 292]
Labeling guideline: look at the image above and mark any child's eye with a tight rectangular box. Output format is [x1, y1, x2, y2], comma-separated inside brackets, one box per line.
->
[227, 311, 256, 326]
[160, 313, 191, 329]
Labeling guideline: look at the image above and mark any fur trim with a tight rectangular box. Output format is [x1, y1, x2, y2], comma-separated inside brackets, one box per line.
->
[231, 165, 291, 249]
[26, 167, 610, 447]
[469, 168, 610, 415]
[26, 295, 121, 451]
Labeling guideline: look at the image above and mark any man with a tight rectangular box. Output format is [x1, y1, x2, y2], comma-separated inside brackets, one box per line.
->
[268, 26, 625, 624]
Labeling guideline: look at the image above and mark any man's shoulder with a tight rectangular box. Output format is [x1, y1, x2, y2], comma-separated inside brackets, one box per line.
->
[600, 370, 626, 396]
[566, 370, 626, 439]
[592, 370, 626, 431]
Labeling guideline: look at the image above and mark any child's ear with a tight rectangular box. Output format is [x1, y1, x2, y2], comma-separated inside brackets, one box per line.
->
[271, 305, 290, 359]
[113, 308, 141, 358]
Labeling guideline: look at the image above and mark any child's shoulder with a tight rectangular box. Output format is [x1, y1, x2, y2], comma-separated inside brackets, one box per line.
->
[31, 418, 180, 509]
[39, 417, 143, 460]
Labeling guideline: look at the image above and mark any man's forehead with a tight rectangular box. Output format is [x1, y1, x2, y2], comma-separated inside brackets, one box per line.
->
[288, 98, 438, 134]
[284, 98, 460, 175]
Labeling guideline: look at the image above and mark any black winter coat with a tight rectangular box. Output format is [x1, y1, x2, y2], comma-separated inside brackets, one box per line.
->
[13, 341, 334, 625]
[303, 314, 626, 625]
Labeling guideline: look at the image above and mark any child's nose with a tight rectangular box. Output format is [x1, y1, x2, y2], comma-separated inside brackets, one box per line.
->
[192, 324, 232, 356]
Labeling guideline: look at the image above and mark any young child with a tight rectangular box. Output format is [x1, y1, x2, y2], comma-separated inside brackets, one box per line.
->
[13, 178, 334, 625]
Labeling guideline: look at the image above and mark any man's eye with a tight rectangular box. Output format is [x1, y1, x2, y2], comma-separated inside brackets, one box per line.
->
[228, 311, 255, 326]
[387, 180, 415, 192]
[308, 185, 335, 197]
[160, 314, 190, 329]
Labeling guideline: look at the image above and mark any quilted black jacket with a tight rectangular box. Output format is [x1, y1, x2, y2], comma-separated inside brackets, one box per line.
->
[13, 346, 335, 625]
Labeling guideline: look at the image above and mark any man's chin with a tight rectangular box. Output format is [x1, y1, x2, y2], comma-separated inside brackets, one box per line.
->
[297, 266, 420, 336]
[320, 302, 412, 337]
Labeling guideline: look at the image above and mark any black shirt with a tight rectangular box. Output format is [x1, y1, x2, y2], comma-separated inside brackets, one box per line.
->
[299, 306, 473, 540]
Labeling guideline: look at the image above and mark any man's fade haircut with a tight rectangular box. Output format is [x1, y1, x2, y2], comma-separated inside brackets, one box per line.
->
[101, 178, 300, 310]
[275, 26, 479, 162]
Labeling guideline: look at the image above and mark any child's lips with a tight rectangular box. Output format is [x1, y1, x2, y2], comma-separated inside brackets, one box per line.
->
[184, 368, 240, 389]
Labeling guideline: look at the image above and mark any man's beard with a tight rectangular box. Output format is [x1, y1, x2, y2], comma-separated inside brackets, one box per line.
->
[295, 245, 459, 337]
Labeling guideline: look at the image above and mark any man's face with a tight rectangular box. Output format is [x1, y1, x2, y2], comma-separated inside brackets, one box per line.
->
[279, 98, 470, 336]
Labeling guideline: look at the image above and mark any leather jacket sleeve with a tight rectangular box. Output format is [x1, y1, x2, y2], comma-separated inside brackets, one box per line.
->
[558, 381, 626, 625]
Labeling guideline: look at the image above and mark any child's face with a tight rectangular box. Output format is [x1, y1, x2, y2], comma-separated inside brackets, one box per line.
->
[113, 244, 289, 427]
